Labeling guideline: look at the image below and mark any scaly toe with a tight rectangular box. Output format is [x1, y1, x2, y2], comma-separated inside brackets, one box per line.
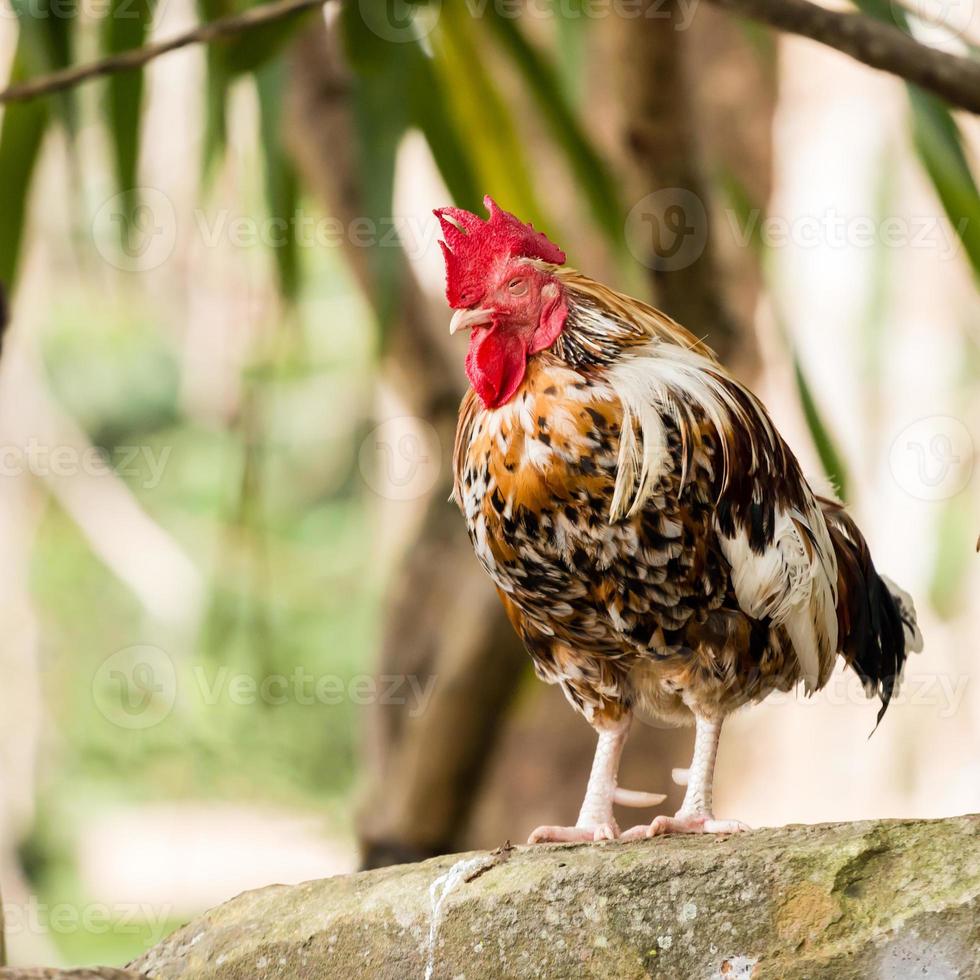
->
[647, 814, 706, 836]
[621, 814, 752, 838]
[619, 824, 653, 842]
[527, 822, 618, 844]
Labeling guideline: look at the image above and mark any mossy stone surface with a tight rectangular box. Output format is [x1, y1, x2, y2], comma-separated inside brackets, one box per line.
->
[132, 816, 979, 979]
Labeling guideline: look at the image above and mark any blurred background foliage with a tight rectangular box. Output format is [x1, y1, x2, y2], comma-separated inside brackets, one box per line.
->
[0, 0, 977, 968]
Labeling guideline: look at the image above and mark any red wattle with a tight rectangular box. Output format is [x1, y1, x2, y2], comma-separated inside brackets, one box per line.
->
[466, 325, 528, 409]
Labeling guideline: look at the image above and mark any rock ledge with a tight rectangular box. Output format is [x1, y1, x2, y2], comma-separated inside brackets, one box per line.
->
[126, 814, 978, 979]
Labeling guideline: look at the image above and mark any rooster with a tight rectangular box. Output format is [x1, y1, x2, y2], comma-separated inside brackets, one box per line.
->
[436, 197, 922, 843]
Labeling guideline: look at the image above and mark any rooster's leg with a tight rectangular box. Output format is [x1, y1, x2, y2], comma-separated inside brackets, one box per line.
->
[622, 714, 749, 838]
[528, 715, 631, 844]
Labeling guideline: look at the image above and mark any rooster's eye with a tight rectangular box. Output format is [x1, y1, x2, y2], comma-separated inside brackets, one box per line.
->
[508, 278, 528, 297]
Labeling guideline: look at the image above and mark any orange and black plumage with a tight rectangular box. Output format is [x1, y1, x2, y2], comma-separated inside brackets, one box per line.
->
[438, 197, 922, 842]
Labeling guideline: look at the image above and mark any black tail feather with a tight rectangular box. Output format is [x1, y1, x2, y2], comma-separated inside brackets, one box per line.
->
[819, 498, 920, 726]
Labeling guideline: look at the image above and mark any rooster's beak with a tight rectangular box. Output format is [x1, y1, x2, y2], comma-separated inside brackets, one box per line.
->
[449, 308, 493, 335]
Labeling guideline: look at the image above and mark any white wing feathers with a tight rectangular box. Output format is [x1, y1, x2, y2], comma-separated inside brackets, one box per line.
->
[718, 504, 839, 691]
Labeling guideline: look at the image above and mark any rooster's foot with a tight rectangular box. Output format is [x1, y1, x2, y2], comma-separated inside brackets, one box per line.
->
[620, 812, 750, 839]
[527, 821, 618, 844]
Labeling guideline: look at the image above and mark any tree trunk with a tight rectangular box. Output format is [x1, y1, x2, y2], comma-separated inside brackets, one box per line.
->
[604, 1, 774, 379]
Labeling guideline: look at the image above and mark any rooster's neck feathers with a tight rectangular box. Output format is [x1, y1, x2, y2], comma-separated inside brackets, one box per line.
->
[553, 268, 716, 370]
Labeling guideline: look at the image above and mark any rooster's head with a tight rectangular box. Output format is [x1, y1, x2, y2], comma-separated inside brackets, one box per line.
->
[435, 196, 567, 409]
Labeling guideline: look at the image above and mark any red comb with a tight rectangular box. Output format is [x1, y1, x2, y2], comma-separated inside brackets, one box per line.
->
[434, 196, 565, 308]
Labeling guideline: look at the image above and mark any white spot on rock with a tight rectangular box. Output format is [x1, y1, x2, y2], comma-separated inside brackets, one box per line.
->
[712, 956, 757, 980]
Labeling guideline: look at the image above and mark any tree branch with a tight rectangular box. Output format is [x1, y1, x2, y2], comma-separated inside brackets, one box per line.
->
[0, 0, 329, 106]
[705, 0, 980, 114]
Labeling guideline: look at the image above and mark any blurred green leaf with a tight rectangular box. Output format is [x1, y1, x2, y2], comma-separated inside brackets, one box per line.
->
[10, 0, 78, 132]
[342, 1, 489, 332]
[197, 0, 233, 175]
[408, 56, 483, 213]
[347, 0, 483, 211]
[351, 80, 404, 332]
[792, 357, 850, 500]
[430, 3, 548, 230]
[255, 58, 301, 301]
[907, 87, 980, 282]
[483, 8, 623, 246]
[719, 171, 765, 257]
[0, 42, 49, 287]
[103, 0, 156, 241]
[551, 0, 588, 105]
[341, 0, 411, 333]
[737, 18, 777, 64]
[198, 0, 318, 178]
[339, 0, 392, 73]
[220, 12, 313, 75]
[202, 51, 231, 178]
[853, 0, 980, 282]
